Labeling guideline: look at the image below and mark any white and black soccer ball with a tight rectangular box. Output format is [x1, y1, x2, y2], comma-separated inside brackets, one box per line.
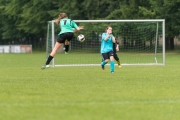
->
[77, 34, 85, 42]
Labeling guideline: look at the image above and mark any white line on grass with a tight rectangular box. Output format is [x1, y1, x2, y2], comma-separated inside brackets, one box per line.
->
[1, 100, 180, 106]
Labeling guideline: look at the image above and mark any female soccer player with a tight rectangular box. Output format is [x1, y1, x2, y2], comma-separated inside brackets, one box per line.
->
[41, 12, 84, 69]
[101, 26, 116, 73]
[113, 39, 121, 67]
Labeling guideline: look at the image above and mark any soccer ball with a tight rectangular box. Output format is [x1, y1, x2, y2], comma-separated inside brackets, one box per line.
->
[77, 34, 85, 42]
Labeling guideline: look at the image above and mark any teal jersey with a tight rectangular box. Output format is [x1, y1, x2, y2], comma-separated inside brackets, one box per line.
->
[100, 33, 114, 53]
[58, 18, 78, 35]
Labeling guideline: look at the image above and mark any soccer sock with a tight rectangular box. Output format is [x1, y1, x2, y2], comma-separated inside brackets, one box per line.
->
[65, 45, 69, 52]
[110, 61, 115, 72]
[116, 60, 120, 65]
[45, 55, 53, 65]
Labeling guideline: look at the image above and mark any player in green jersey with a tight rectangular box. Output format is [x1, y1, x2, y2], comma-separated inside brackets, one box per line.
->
[41, 13, 84, 69]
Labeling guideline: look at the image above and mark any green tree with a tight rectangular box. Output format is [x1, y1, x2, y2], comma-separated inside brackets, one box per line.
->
[0, 0, 179, 50]
[0, 0, 25, 40]
[150, 0, 180, 50]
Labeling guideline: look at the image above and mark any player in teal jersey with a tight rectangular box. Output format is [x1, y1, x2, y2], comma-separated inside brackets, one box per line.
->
[101, 26, 116, 73]
[41, 13, 84, 69]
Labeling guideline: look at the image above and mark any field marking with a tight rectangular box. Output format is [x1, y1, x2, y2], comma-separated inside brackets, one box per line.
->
[61, 100, 180, 105]
[1, 100, 180, 106]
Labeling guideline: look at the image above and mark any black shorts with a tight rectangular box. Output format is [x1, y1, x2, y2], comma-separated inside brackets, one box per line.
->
[102, 51, 114, 60]
[57, 32, 74, 43]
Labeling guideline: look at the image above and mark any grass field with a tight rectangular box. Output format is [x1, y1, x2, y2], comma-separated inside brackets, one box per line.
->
[0, 51, 180, 120]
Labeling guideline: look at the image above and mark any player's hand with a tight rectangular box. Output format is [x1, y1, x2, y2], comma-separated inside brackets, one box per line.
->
[116, 46, 119, 51]
[76, 26, 84, 32]
[107, 34, 111, 38]
[79, 26, 84, 30]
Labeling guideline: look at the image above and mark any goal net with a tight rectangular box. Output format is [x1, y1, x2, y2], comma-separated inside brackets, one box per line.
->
[46, 20, 165, 67]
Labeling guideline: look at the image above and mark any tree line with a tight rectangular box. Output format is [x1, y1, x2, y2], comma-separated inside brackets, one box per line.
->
[0, 0, 180, 50]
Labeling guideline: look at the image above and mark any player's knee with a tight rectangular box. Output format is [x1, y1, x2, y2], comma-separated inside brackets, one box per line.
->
[65, 40, 70, 45]
[105, 59, 109, 63]
[110, 56, 114, 61]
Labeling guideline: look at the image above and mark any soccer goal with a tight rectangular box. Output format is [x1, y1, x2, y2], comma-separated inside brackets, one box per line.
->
[46, 19, 165, 67]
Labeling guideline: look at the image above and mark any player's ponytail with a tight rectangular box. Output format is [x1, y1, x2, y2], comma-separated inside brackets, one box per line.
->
[55, 13, 68, 25]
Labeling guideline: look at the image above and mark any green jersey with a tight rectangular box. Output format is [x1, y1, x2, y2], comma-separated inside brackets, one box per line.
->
[58, 18, 78, 36]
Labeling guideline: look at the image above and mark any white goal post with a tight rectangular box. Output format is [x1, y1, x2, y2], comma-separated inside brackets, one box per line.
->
[46, 19, 165, 67]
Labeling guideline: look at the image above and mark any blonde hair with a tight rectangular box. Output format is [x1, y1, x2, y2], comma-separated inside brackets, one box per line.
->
[55, 13, 68, 24]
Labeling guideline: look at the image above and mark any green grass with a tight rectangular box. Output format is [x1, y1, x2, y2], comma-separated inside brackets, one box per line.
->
[0, 52, 180, 120]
